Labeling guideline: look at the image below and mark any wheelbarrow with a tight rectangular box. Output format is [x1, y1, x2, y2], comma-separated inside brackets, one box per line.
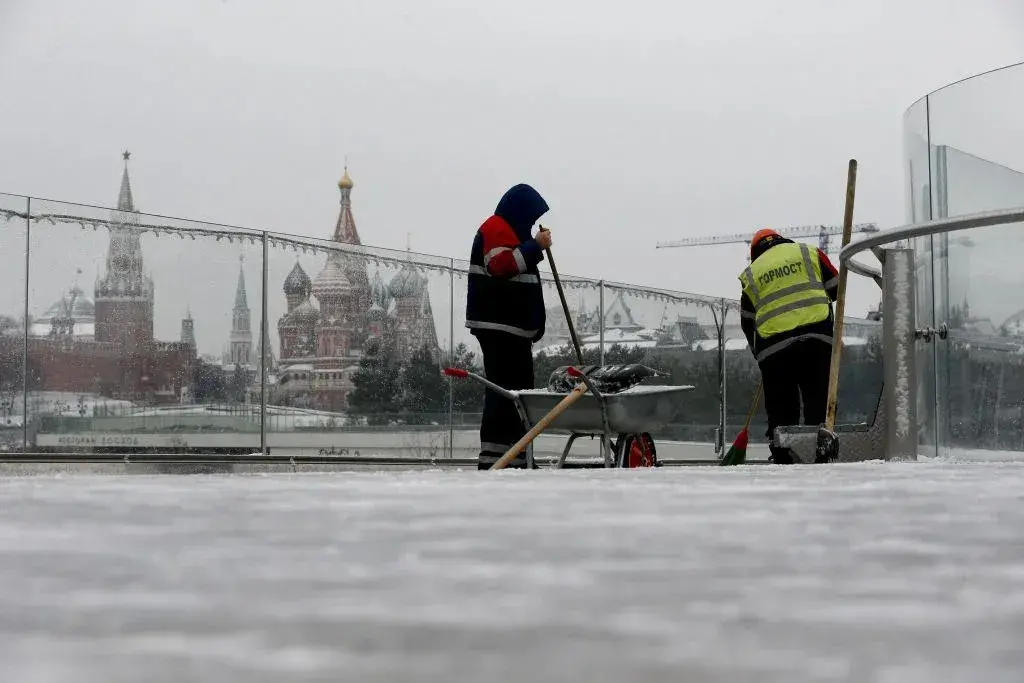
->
[444, 367, 695, 468]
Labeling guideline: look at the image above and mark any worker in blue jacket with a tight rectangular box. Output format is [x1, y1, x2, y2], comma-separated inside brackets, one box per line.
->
[465, 184, 551, 469]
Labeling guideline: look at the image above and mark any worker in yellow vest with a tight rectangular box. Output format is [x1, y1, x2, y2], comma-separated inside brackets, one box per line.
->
[739, 229, 840, 464]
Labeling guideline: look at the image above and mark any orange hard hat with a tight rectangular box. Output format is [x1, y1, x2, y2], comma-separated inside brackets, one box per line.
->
[750, 228, 781, 257]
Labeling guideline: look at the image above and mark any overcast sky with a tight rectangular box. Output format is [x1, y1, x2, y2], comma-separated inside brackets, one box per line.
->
[1, 0, 1022, 355]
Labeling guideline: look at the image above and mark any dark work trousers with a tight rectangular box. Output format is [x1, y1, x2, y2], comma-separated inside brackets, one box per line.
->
[757, 337, 832, 464]
[475, 330, 536, 470]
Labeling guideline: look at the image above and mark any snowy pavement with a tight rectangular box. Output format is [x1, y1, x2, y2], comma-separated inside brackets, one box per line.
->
[1, 462, 1023, 682]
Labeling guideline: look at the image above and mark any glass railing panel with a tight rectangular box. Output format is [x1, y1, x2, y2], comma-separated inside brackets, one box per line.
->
[265, 233, 453, 459]
[600, 281, 729, 454]
[924, 63, 1024, 456]
[0, 193, 29, 451]
[27, 197, 265, 455]
[903, 94, 939, 458]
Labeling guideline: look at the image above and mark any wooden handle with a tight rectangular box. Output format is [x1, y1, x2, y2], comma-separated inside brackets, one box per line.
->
[539, 225, 584, 367]
[824, 159, 858, 430]
[490, 383, 589, 470]
[743, 381, 763, 431]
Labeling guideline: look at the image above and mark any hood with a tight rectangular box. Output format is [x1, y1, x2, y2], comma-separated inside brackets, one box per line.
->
[751, 235, 794, 262]
[494, 184, 549, 241]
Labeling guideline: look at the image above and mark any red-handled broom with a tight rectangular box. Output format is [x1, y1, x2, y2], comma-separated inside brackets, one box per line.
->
[719, 381, 763, 466]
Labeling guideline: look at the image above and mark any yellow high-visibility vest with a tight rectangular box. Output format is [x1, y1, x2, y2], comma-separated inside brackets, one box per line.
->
[739, 242, 831, 338]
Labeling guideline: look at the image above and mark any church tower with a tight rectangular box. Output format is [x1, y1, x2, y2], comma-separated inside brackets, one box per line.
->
[94, 151, 155, 347]
[311, 167, 371, 359]
[180, 308, 196, 349]
[333, 167, 371, 302]
[227, 255, 253, 366]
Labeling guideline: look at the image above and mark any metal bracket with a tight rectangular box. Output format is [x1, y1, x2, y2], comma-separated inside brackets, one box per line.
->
[914, 322, 949, 343]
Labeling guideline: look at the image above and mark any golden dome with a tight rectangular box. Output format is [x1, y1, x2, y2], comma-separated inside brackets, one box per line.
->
[338, 167, 354, 190]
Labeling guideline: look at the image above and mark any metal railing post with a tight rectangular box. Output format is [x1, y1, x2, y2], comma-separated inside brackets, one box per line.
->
[882, 247, 917, 461]
[22, 197, 30, 451]
[719, 298, 728, 453]
[598, 281, 605, 366]
[260, 232, 269, 454]
[448, 258, 455, 459]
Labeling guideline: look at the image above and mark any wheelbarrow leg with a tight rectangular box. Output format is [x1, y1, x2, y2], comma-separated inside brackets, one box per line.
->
[602, 433, 615, 468]
[556, 433, 580, 469]
[570, 371, 614, 468]
[511, 397, 535, 469]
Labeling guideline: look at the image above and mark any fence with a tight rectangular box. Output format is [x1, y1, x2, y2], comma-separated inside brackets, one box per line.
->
[0, 191, 884, 458]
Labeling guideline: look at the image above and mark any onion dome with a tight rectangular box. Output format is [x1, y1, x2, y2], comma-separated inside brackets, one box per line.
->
[388, 263, 427, 299]
[366, 303, 387, 321]
[291, 299, 319, 325]
[338, 167, 354, 190]
[311, 255, 351, 299]
[284, 262, 311, 297]
[41, 285, 95, 321]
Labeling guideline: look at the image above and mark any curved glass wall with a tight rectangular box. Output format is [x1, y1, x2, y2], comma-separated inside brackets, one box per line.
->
[903, 61, 1024, 458]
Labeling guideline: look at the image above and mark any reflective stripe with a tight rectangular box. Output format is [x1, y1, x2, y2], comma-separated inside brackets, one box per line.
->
[742, 266, 760, 301]
[512, 248, 527, 272]
[482, 246, 528, 274]
[823, 276, 838, 289]
[756, 295, 831, 326]
[467, 264, 540, 284]
[754, 280, 822, 308]
[756, 333, 833, 362]
[481, 442, 512, 453]
[799, 244, 820, 285]
[740, 309, 755, 320]
[484, 246, 511, 265]
[466, 320, 539, 338]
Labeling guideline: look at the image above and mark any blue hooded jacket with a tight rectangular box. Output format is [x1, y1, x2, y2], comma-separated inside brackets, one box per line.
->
[495, 184, 550, 245]
[465, 184, 549, 341]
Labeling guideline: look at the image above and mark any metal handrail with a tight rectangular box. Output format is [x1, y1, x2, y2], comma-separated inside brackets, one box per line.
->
[839, 207, 1024, 286]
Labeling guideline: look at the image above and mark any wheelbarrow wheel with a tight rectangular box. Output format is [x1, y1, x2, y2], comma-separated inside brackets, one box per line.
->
[614, 432, 659, 468]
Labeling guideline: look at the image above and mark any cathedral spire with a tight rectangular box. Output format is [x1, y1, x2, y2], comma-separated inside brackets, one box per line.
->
[332, 165, 362, 245]
[234, 254, 248, 312]
[227, 254, 253, 366]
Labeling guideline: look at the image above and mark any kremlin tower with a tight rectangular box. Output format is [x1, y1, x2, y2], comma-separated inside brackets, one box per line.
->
[93, 151, 155, 347]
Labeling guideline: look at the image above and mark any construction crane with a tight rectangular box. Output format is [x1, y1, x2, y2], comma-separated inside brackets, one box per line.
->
[655, 222, 881, 254]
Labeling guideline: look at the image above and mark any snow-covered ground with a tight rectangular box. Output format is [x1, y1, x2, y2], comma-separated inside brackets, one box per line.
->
[1, 460, 1023, 682]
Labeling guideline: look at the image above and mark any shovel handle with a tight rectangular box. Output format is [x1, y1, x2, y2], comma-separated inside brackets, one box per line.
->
[539, 225, 585, 367]
[824, 159, 858, 431]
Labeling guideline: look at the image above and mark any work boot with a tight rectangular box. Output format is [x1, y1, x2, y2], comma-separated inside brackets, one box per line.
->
[768, 445, 795, 464]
